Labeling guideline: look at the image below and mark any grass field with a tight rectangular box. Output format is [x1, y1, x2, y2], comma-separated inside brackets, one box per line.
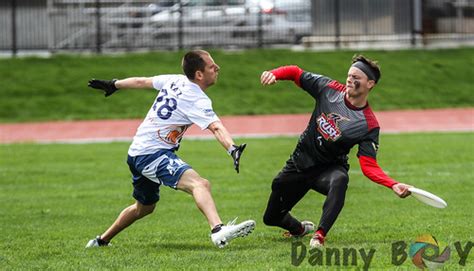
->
[0, 48, 473, 122]
[0, 133, 472, 270]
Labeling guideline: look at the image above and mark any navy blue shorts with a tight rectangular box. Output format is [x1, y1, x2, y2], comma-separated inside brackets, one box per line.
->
[127, 150, 191, 205]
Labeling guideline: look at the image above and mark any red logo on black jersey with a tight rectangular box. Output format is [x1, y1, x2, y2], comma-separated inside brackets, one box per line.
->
[317, 113, 349, 141]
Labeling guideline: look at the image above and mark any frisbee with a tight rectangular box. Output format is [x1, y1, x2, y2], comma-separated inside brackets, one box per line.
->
[408, 187, 447, 208]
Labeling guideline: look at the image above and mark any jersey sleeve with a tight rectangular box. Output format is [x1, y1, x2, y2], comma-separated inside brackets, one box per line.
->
[152, 75, 175, 91]
[184, 98, 220, 130]
[299, 72, 333, 100]
[357, 128, 398, 188]
[270, 65, 304, 86]
[357, 127, 380, 159]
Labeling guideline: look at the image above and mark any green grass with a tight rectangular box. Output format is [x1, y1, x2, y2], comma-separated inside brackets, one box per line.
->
[0, 48, 473, 123]
[0, 133, 473, 270]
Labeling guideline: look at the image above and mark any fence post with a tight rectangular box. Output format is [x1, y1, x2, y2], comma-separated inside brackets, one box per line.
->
[334, 0, 340, 49]
[46, 0, 55, 53]
[257, 7, 263, 48]
[11, 0, 17, 57]
[95, 0, 102, 53]
[411, 0, 422, 47]
[178, 0, 183, 50]
[410, 0, 415, 46]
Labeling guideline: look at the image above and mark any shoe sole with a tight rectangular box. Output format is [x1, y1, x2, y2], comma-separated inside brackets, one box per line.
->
[224, 221, 255, 242]
[231, 220, 256, 239]
[216, 220, 256, 248]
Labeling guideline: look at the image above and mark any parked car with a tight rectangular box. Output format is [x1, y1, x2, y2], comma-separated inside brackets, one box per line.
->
[147, 1, 178, 15]
[269, 0, 312, 43]
[150, 0, 273, 27]
[149, 0, 311, 45]
[149, 0, 276, 44]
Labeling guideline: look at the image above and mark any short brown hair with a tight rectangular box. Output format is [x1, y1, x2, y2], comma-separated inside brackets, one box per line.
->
[351, 54, 381, 83]
[182, 50, 209, 80]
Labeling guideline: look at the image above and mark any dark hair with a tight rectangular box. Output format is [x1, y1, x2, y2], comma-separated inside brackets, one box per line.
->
[182, 50, 209, 80]
[351, 55, 381, 83]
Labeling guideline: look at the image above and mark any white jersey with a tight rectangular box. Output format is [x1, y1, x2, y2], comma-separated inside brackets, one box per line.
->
[128, 74, 219, 156]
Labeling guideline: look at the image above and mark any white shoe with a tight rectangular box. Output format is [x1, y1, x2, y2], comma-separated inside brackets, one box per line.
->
[299, 221, 315, 236]
[85, 236, 110, 248]
[309, 232, 325, 248]
[211, 218, 256, 248]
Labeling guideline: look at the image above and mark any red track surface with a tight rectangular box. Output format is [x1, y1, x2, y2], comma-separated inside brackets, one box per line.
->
[0, 108, 472, 144]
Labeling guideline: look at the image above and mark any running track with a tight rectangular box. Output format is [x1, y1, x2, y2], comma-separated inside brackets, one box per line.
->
[0, 108, 472, 144]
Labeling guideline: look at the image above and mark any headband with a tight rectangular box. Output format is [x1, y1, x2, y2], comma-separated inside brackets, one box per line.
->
[351, 61, 379, 83]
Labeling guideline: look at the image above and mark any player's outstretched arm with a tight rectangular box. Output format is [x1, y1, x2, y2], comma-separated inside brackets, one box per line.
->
[207, 121, 246, 173]
[88, 77, 154, 97]
[114, 77, 154, 89]
[261, 66, 304, 87]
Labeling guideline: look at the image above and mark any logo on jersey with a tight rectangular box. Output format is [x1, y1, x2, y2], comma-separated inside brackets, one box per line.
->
[203, 108, 215, 117]
[316, 113, 350, 141]
[372, 142, 379, 153]
[158, 125, 189, 145]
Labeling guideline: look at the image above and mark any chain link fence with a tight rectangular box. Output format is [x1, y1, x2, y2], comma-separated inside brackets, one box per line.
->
[1, 0, 473, 55]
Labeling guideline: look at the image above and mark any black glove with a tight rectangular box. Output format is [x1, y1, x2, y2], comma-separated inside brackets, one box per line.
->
[229, 144, 246, 173]
[88, 79, 118, 97]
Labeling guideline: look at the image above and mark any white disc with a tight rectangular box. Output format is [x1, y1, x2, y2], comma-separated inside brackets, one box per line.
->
[408, 187, 447, 208]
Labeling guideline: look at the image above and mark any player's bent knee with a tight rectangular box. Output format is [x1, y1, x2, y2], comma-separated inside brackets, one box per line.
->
[263, 214, 274, 226]
[334, 177, 348, 188]
[330, 180, 348, 194]
[177, 170, 211, 193]
[187, 177, 211, 192]
[198, 178, 211, 190]
[330, 171, 349, 190]
[263, 211, 282, 226]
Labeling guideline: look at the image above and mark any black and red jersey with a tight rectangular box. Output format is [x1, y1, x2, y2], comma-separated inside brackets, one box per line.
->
[271, 66, 397, 188]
